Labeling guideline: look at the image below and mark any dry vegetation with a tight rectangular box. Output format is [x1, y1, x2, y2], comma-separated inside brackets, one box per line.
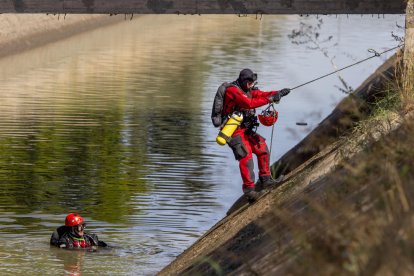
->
[270, 85, 414, 275]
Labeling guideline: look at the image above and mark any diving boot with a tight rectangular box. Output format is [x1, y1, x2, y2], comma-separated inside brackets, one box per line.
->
[259, 175, 284, 190]
[243, 188, 260, 203]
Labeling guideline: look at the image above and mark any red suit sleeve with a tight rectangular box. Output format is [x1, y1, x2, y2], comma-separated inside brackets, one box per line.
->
[226, 86, 274, 109]
[251, 89, 278, 98]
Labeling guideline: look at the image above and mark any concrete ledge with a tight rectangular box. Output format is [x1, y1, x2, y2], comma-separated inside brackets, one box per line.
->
[0, 0, 407, 14]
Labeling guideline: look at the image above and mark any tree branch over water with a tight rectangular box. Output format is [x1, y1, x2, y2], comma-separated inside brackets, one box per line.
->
[288, 18, 353, 94]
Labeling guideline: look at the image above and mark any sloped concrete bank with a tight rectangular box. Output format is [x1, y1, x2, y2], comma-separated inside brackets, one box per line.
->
[271, 53, 402, 179]
[0, 14, 124, 58]
[159, 54, 412, 275]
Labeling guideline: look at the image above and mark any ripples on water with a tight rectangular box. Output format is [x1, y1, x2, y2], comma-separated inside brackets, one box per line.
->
[0, 15, 404, 274]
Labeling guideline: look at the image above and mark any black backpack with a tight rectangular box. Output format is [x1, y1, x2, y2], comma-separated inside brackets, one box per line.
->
[211, 82, 233, 127]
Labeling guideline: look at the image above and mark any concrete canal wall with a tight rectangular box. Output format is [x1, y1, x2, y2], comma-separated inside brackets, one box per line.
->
[0, 14, 123, 58]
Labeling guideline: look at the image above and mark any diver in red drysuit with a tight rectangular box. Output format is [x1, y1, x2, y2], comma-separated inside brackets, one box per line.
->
[50, 213, 107, 249]
[222, 69, 290, 201]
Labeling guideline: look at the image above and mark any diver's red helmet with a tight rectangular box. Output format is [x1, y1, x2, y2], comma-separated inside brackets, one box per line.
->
[258, 109, 278, 126]
[65, 213, 84, 227]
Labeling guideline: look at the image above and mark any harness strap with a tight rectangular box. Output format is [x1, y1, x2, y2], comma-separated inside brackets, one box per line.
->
[218, 132, 232, 142]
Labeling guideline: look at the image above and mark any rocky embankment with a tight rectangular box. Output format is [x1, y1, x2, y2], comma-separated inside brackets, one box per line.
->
[0, 14, 123, 58]
[160, 53, 414, 275]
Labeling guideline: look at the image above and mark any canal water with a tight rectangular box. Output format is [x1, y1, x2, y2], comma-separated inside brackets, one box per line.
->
[0, 15, 404, 275]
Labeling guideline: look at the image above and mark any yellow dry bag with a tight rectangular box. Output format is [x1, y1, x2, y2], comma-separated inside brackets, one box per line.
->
[216, 112, 243, 146]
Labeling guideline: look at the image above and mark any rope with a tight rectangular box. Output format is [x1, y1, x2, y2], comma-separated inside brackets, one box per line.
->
[269, 102, 276, 163]
[267, 44, 403, 177]
[290, 44, 403, 91]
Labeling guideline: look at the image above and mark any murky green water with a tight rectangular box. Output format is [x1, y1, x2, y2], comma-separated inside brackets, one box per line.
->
[0, 15, 403, 275]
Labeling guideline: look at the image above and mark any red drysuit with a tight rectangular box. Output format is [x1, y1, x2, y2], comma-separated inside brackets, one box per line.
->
[222, 84, 279, 190]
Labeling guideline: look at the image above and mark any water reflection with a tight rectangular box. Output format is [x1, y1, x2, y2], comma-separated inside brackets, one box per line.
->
[0, 14, 404, 274]
[53, 249, 85, 275]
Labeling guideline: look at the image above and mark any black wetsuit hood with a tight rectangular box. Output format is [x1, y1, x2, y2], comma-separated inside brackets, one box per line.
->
[236, 68, 257, 92]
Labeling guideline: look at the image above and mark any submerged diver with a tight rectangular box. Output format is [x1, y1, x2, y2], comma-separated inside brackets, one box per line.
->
[50, 213, 107, 249]
[214, 69, 290, 202]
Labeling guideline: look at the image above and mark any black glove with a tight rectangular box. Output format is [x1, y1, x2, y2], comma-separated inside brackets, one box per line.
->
[268, 88, 290, 103]
[279, 88, 290, 97]
[268, 93, 281, 103]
